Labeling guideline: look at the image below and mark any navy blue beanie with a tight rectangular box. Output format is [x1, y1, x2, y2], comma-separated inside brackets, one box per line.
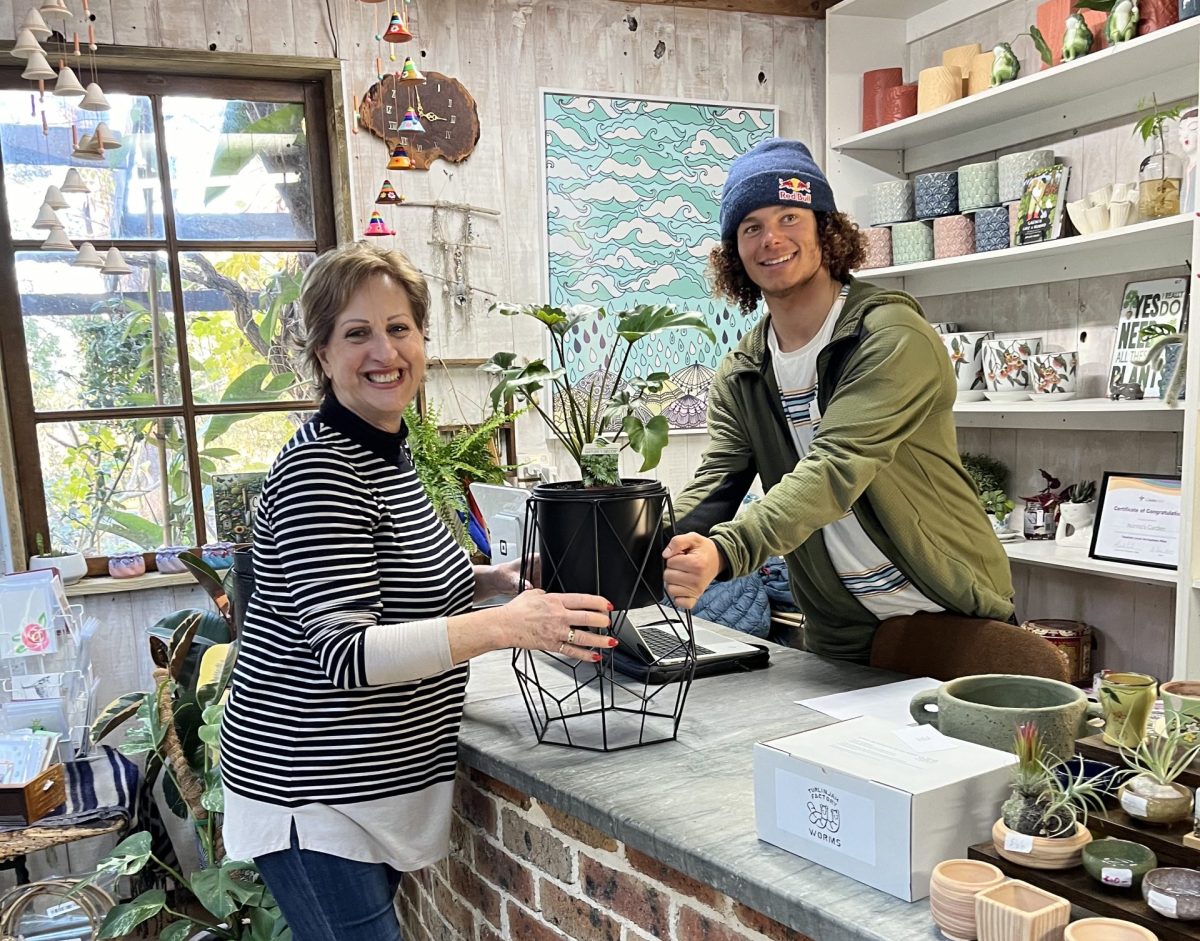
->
[719, 138, 837, 242]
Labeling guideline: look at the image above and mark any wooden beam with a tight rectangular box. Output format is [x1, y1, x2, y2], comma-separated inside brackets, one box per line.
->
[623, 0, 839, 17]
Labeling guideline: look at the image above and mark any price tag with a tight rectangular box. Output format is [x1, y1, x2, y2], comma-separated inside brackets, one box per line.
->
[1121, 790, 1149, 817]
[1148, 888, 1178, 918]
[45, 901, 79, 918]
[1101, 867, 1133, 888]
[1003, 831, 1035, 854]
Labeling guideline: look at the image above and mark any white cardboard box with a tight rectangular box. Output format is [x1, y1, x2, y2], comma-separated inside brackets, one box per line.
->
[754, 715, 1015, 901]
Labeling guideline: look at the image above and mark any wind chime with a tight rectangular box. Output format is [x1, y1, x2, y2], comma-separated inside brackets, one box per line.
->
[11, 0, 129, 275]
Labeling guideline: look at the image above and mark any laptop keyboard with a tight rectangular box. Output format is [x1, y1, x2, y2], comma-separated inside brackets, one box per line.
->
[640, 626, 716, 658]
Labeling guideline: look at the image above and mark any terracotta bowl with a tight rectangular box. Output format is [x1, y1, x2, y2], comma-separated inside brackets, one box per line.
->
[1065, 917, 1159, 940]
[1143, 868, 1200, 920]
[930, 859, 1005, 940]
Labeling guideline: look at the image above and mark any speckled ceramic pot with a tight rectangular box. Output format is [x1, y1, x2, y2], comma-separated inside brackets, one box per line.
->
[890, 221, 933, 265]
[975, 206, 1010, 252]
[958, 160, 1000, 212]
[934, 214, 975, 258]
[998, 149, 1055, 203]
[871, 179, 915, 225]
[860, 226, 891, 268]
[914, 170, 959, 218]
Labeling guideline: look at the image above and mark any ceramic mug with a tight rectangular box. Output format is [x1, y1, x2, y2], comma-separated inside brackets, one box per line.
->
[910, 674, 1103, 759]
[982, 337, 1042, 400]
[1098, 672, 1157, 748]
[1160, 680, 1200, 744]
[941, 330, 993, 401]
[1028, 351, 1078, 396]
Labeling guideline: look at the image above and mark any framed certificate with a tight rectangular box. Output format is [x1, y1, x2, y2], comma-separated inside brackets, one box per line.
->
[1089, 472, 1183, 570]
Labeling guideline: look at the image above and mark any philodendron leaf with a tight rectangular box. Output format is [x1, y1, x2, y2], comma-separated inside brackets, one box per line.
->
[96, 889, 166, 939]
[159, 920, 198, 941]
[624, 414, 670, 472]
[480, 351, 518, 373]
[191, 867, 240, 920]
[615, 305, 716, 345]
[1028, 25, 1053, 66]
[1071, 0, 1116, 10]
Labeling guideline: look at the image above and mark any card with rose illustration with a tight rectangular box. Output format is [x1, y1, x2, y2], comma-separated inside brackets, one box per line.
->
[0, 572, 60, 658]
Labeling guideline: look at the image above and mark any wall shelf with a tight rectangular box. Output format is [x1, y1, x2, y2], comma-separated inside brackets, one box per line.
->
[1003, 538, 1177, 586]
[953, 397, 1184, 432]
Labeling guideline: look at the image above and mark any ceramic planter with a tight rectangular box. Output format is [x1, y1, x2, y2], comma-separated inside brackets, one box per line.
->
[934, 215, 975, 259]
[1021, 620, 1093, 685]
[155, 545, 189, 574]
[915, 170, 959, 218]
[1081, 838, 1158, 890]
[940, 330, 993, 402]
[107, 551, 146, 579]
[871, 179, 915, 225]
[1161, 680, 1200, 745]
[1065, 918, 1159, 940]
[974, 207, 1010, 253]
[27, 550, 87, 585]
[1027, 351, 1077, 399]
[992, 818, 1092, 870]
[958, 160, 1000, 212]
[860, 227, 892, 269]
[862, 67, 904, 132]
[891, 221, 933, 265]
[1120, 775, 1194, 824]
[1184, 0, 1200, 20]
[998, 150, 1055, 203]
[1055, 500, 1096, 549]
[982, 337, 1042, 401]
[1098, 672, 1156, 748]
[929, 858, 1006, 941]
[1144, 867, 1200, 919]
[974, 879, 1069, 941]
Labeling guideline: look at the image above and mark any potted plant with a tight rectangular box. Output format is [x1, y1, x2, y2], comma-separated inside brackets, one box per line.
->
[1135, 320, 1187, 402]
[1130, 94, 1186, 219]
[1118, 716, 1200, 824]
[1056, 480, 1097, 547]
[993, 722, 1109, 869]
[981, 489, 1016, 535]
[1021, 468, 1071, 540]
[27, 532, 87, 585]
[961, 451, 1010, 496]
[483, 302, 714, 607]
[79, 553, 284, 939]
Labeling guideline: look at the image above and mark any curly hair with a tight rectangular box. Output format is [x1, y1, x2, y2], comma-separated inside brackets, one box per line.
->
[708, 210, 866, 315]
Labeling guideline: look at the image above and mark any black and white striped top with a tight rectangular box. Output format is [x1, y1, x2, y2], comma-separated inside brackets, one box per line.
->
[220, 395, 475, 807]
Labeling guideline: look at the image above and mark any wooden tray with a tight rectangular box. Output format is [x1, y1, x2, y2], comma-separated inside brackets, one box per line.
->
[969, 840, 1200, 941]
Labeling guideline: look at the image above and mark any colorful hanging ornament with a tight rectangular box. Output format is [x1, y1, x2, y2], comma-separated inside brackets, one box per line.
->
[363, 210, 395, 236]
[11, 29, 42, 58]
[42, 228, 74, 251]
[386, 144, 412, 170]
[53, 65, 85, 96]
[399, 108, 424, 133]
[79, 82, 110, 111]
[398, 57, 425, 85]
[73, 242, 104, 268]
[375, 179, 402, 204]
[383, 12, 413, 42]
[20, 51, 55, 81]
[61, 167, 89, 193]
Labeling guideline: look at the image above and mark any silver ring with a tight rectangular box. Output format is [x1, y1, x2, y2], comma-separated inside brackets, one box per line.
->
[557, 641, 566, 653]
[566, 628, 577, 645]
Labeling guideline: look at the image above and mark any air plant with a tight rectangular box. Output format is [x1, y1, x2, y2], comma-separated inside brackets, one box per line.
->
[1002, 722, 1112, 838]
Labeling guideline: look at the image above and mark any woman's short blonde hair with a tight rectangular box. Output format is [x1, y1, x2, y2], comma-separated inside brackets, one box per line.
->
[299, 242, 431, 399]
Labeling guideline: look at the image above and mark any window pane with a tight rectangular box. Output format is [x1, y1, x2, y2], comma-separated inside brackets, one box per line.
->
[18, 251, 180, 412]
[181, 251, 314, 405]
[162, 98, 315, 241]
[0, 90, 164, 241]
[198, 409, 310, 540]
[37, 417, 194, 555]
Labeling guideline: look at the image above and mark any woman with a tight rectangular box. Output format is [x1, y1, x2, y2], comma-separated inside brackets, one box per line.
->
[219, 242, 613, 940]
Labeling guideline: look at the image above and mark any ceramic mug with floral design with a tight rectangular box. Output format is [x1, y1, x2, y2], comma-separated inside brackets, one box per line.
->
[1028, 351, 1078, 397]
[982, 337, 1043, 400]
[940, 331, 994, 401]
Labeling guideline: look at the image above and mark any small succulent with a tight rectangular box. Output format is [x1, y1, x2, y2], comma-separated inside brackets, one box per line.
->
[1067, 480, 1096, 503]
[1002, 722, 1111, 837]
[1120, 716, 1200, 786]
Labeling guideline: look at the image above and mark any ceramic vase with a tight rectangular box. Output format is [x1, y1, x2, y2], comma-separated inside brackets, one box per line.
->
[1028, 351, 1077, 398]
[891, 221, 934, 265]
[974, 879, 1070, 941]
[1098, 672, 1157, 748]
[958, 161, 1000, 212]
[915, 171, 959, 218]
[934, 215, 975, 258]
[862, 67, 904, 131]
[1055, 501, 1095, 549]
[871, 180, 915, 226]
[992, 819, 1093, 870]
[982, 336, 1041, 401]
[1120, 775, 1194, 825]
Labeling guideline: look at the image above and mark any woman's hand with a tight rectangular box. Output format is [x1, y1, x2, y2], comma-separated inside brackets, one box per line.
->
[498, 589, 614, 661]
[473, 555, 540, 602]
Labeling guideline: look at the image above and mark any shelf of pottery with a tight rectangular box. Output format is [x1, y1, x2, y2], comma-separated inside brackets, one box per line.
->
[823, 0, 1200, 675]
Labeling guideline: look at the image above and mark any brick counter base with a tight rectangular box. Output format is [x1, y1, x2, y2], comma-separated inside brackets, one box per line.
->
[396, 768, 815, 941]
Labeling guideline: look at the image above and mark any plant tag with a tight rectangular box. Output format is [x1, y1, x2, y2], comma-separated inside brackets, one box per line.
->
[1148, 888, 1178, 917]
[581, 441, 620, 458]
[1003, 831, 1034, 854]
[1121, 790, 1150, 817]
[1101, 867, 1134, 888]
[45, 902, 78, 918]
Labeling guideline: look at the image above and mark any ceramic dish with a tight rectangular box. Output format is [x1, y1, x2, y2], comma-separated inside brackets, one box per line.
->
[1027, 391, 1077, 401]
[1082, 838, 1158, 890]
[983, 390, 1029, 402]
[1143, 868, 1200, 920]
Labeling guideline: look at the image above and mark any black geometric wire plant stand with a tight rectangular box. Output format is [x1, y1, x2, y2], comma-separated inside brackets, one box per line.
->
[512, 481, 696, 752]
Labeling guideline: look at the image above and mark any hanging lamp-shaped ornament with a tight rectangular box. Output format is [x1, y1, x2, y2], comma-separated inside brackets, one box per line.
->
[383, 12, 412, 42]
[398, 108, 424, 133]
[53, 65, 85, 96]
[375, 179, 402, 204]
[21, 9, 51, 39]
[43, 184, 68, 210]
[363, 210, 395, 236]
[71, 133, 105, 161]
[73, 241, 104, 268]
[20, 51, 55, 81]
[79, 82, 110, 112]
[93, 122, 122, 150]
[100, 246, 132, 275]
[11, 29, 42, 58]
[33, 202, 62, 229]
[43, 228, 74, 251]
[61, 167, 89, 193]
[398, 57, 425, 85]
[386, 143, 412, 170]
[39, 0, 71, 16]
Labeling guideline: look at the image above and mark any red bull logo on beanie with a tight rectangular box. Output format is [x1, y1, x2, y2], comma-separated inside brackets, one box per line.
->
[778, 177, 812, 203]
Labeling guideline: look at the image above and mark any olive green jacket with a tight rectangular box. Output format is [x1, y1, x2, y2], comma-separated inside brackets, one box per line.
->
[673, 277, 1014, 662]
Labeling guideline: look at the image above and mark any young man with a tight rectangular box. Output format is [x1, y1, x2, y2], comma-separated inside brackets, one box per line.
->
[663, 138, 1014, 663]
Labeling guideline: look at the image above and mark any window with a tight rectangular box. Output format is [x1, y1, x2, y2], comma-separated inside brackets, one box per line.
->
[0, 70, 338, 566]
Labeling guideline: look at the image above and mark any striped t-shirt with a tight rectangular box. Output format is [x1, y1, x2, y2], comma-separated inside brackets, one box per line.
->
[768, 288, 942, 621]
[220, 395, 475, 819]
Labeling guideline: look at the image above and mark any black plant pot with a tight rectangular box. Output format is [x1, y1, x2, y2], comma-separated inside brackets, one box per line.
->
[530, 478, 666, 609]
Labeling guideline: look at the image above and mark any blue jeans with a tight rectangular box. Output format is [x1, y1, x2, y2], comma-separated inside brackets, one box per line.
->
[255, 825, 403, 941]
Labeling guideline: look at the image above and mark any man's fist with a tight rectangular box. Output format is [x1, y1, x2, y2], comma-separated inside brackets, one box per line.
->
[662, 533, 723, 610]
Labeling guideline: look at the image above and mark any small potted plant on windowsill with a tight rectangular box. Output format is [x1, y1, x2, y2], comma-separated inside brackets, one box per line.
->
[1118, 716, 1200, 824]
[27, 533, 87, 585]
[980, 489, 1016, 536]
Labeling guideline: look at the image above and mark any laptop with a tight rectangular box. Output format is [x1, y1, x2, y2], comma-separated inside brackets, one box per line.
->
[612, 605, 765, 671]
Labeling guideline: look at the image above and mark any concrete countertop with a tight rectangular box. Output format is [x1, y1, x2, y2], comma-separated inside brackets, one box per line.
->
[461, 630, 941, 941]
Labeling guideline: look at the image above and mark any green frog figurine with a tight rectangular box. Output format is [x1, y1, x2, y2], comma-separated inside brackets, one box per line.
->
[990, 42, 1021, 85]
[1106, 0, 1138, 43]
[1062, 13, 1095, 60]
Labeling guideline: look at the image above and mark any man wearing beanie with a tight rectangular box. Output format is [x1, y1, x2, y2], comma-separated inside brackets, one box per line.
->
[663, 138, 1013, 663]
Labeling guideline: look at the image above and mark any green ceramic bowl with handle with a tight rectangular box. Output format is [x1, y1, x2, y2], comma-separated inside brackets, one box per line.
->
[1082, 838, 1157, 891]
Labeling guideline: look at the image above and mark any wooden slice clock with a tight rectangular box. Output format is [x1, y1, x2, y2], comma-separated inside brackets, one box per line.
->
[359, 71, 480, 170]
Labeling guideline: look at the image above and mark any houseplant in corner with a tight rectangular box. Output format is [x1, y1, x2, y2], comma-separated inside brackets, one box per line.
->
[483, 302, 714, 608]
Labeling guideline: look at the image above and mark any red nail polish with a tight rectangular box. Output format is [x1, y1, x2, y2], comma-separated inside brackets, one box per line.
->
[606, 601, 614, 611]
[609, 638, 618, 647]
[592, 653, 602, 662]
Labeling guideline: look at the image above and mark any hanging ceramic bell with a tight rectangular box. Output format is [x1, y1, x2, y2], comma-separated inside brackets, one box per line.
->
[39, 0, 71, 16]
[376, 180, 401, 204]
[42, 228, 74, 251]
[61, 168, 89, 193]
[73, 242, 104, 268]
[383, 13, 413, 42]
[43, 185, 68, 210]
[71, 134, 105, 161]
[20, 9, 51, 39]
[53, 65, 85, 96]
[386, 144, 412, 170]
[363, 210, 395, 236]
[11, 29, 42, 59]
[100, 247, 132, 275]
[398, 108, 424, 133]
[93, 122, 122, 149]
[398, 57, 425, 85]
[79, 82, 110, 112]
[21, 51, 56, 81]
[33, 203, 62, 229]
